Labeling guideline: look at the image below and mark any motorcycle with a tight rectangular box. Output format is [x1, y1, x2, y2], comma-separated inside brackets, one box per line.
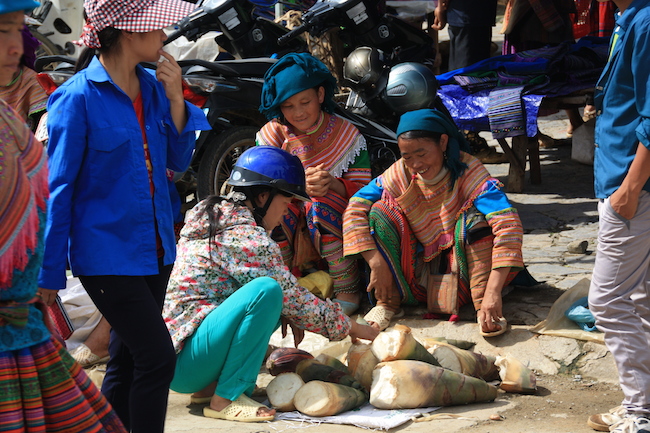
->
[28, 0, 85, 58]
[166, 0, 401, 199]
[276, 0, 450, 130]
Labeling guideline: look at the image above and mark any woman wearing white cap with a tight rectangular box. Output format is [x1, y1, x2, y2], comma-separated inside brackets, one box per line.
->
[37, 0, 209, 431]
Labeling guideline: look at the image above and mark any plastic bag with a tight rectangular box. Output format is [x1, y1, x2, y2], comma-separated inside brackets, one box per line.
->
[565, 296, 597, 332]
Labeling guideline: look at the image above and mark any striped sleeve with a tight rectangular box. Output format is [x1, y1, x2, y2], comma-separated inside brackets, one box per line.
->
[475, 180, 524, 270]
[342, 177, 384, 257]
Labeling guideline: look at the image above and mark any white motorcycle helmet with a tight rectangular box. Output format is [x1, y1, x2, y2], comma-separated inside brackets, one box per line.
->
[382, 62, 438, 114]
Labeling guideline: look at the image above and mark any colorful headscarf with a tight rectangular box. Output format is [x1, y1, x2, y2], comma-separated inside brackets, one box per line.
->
[80, 0, 196, 49]
[397, 108, 471, 182]
[0, 0, 39, 14]
[259, 52, 338, 121]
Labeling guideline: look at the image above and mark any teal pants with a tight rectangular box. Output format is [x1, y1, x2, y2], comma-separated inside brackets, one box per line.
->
[170, 276, 283, 401]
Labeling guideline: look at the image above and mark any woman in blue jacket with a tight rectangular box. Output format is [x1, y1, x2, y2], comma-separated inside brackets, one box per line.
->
[37, 0, 209, 432]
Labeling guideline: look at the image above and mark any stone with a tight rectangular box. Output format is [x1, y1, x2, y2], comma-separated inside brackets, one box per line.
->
[567, 240, 589, 254]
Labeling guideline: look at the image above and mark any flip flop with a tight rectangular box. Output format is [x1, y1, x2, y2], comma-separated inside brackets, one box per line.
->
[190, 395, 212, 404]
[203, 394, 274, 422]
[363, 306, 404, 331]
[478, 316, 509, 337]
[71, 343, 110, 368]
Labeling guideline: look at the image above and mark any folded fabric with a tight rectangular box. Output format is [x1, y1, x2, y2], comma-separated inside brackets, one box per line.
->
[487, 85, 526, 138]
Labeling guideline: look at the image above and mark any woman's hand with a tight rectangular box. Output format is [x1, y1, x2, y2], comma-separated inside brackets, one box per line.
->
[305, 164, 346, 197]
[156, 51, 184, 104]
[477, 267, 510, 333]
[362, 250, 394, 302]
[281, 317, 305, 347]
[36, 288, 58, 306]
[305, 164, 333, 197]
[157, 51, 187, 134]
[349, 320, 380, 342]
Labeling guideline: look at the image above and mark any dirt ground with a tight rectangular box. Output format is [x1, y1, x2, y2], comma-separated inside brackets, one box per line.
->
[456, 375, 622, 433]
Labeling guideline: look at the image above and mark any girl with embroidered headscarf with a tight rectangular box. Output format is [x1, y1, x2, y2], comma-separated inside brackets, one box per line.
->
[343, 108, 525, 335]
[1, 0, 126, 430]
[37, 0, 209, 431]
[257, 52, 371, 315]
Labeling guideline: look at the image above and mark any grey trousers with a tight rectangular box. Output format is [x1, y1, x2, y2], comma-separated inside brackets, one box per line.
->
[589, 190, 650, 413]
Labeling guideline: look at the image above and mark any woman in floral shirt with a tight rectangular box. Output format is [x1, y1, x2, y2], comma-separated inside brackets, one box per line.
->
[163, 146, 378, 423]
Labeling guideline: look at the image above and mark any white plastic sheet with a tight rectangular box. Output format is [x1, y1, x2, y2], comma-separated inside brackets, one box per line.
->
[275, 403, 440, 430]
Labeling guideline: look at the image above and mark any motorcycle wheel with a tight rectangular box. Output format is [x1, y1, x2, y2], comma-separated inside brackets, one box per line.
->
[31, 29, 61, 60]
[197, 125, 259, 200]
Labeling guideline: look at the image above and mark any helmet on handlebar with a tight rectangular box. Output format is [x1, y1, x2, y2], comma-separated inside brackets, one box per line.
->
[343, 47, 386, 92]
[382, 62, 438, 114]
[228, 146, 310, 202]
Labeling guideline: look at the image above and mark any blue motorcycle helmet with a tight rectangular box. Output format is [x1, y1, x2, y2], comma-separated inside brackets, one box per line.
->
[228, 145, 310, 202]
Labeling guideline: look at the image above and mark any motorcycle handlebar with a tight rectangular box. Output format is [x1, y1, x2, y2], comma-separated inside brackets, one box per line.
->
[277, 24, 308, 46]
[164, 29, 184, 45]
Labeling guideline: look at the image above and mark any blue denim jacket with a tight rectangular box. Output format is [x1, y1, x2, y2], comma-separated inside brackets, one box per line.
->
[593, 0, 650, 199]
[39, 57, 210, 290]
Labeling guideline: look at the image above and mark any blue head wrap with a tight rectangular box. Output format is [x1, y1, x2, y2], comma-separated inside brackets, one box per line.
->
[397, 109, 471, 182]
[0, 0, 39, 14]
[260, 52, 338, 121]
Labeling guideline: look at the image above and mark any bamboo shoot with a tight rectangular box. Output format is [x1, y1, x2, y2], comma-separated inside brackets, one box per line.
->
[369, 360, 498, 409]
[314, 353, 350, 375]
[429, 343, 499, 381]
[296, 358, 365, 391]
[294, 380, 367, 416]
[371, 324, 440, 366]
[266, 372, 304, 412]
[346, 342, 379, 392]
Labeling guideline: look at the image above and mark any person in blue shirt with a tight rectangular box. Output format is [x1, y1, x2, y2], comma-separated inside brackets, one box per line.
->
[37, 0, 209, 432]
[586, 1, 650, 432]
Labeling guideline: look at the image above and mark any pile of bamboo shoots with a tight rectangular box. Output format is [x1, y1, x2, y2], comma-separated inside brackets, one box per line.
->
[264, 325, 536, 416]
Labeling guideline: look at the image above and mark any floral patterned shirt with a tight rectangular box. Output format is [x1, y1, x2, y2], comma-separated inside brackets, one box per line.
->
[163, 198, 351, 353]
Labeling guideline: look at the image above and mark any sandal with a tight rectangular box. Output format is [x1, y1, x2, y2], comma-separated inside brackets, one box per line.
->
[203, 394, 274, 422]
[190, 395, 212, 404]
[582, 108, 597, 122]
[363, 306, 404, 331]
[70, 343, 110, 368]
[478, 316, 509, 337]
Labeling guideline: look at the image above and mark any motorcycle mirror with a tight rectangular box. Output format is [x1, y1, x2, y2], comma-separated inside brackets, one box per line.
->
[164, 6, 211, 45]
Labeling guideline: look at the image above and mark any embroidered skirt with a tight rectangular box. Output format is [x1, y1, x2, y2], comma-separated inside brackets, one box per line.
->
[0, 337, 126, 432]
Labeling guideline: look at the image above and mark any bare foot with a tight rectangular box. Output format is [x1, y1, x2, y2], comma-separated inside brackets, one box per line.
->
[335, 292, 361, 305]
[192, 381, 216, 399]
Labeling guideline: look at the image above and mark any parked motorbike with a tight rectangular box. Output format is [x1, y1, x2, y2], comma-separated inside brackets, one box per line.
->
[277, 0, 449, 130]
[29, 0, 85, 58]
[166, 0, 401, 199]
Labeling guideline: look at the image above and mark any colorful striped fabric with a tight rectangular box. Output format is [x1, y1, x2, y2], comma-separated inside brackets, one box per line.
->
[0, 101, 48, 289]
[487, 85, 527, 139]
[380, 154, 492, 261]
[0, 337, 125, 432]
[256, 112, 371, 185]
[0, 67, 47, 130]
